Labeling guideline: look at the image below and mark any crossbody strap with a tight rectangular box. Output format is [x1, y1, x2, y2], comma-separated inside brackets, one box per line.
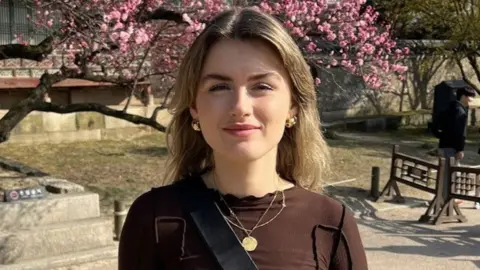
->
[175, 178, 259, 270]
[328, 204, 346, 270]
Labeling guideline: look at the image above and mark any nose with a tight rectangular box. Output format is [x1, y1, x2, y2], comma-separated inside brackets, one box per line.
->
[229, 87, 253, 118]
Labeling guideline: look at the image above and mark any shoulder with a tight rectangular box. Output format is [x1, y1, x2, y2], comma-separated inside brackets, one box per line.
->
[453, 102, 467, 115]
[127, 183, 184, 219]
[293, 187, 352, 228]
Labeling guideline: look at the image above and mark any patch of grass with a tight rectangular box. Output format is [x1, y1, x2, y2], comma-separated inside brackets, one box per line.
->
[0, 133, 168, 215]
[2, 132, 475, 215]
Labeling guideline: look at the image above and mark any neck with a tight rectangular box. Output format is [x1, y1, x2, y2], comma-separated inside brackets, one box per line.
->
[206, 148, 291, 198]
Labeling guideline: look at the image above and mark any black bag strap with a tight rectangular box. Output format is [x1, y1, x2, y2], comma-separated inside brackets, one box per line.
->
[328, 204, 346, 270]
[175, 178, 259, 270]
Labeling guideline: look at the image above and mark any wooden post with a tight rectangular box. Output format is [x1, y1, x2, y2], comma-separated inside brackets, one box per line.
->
[371, 166, 380, 199]
[114, 200, 127, 241]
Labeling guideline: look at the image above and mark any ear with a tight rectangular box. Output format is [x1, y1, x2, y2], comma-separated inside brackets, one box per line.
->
[289, 104, 298, 118]
[189, 106, 198, 119]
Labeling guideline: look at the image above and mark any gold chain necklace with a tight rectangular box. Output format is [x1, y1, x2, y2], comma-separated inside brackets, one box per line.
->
[212, 172, 286, 252]
[222, 190, 286, 233]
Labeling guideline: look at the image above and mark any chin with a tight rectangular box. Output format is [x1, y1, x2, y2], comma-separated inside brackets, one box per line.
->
[219, 144, 273, 162]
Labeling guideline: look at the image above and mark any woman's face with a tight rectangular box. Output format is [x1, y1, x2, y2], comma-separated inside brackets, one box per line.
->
[190, 39, 296, 162]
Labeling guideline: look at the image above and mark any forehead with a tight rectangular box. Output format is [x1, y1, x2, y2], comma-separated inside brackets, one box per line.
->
[201, 39, 288, 78]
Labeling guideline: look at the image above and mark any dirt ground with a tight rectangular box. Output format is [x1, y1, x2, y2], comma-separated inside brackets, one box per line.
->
[1, 130, 480, 216]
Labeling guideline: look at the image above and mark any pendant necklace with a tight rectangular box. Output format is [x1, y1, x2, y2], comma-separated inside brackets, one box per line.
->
[212, 172, 287, 252]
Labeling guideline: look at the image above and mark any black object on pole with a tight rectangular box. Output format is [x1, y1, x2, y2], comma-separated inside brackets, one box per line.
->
[371, 166, 380, 199]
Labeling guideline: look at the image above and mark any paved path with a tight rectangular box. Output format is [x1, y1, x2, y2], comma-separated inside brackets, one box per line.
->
[358, 204, 480, 270]
[330, 133, 480, 269]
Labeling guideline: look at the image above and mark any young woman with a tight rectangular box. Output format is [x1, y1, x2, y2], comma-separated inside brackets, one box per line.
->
[119, 7, 368, 270]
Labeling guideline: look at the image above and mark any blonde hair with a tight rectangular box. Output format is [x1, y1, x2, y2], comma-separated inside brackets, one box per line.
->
[164, 7, 330, 189]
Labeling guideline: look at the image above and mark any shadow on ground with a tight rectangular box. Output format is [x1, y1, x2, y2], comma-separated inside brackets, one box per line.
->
[326, 185, 480, 266]
[360, 212, 480, 259]
[325, 186, 430, 216]
[128, 146, 168, 157]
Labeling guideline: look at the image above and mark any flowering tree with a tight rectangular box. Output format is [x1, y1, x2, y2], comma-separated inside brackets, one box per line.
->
[0, 0, 409, 143]
[259, 0, 409, 89]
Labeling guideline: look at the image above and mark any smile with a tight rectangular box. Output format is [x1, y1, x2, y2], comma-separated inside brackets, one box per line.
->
[223, 124, 261, 137]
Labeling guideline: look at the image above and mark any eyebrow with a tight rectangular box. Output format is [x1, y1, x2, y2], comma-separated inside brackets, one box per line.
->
[199, 72, 278, 85]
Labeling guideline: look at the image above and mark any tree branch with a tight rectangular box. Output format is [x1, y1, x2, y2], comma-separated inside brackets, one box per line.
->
[137, 7, 186, 24]
[150, 105, 166, 121]
[35, 102, 166, 132]
[0, 71, 66, 143]
[0, 36, 54, 61]
[455, 56, 480, 94]
[0, 65, 129, 143]
[467, 54, 480, 84]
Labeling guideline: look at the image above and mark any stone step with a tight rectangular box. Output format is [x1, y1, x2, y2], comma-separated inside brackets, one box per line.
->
[0, 192, 100, 230]
[0, 245, 118, 270]
[0, 217, 113, 264]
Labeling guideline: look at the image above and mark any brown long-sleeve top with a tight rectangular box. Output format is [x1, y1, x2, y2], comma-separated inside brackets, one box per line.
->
[119, 178, 368, 270]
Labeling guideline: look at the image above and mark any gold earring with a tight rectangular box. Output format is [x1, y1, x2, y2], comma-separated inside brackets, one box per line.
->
[192, 119, 201, 131]
[285, 116, 297, 128]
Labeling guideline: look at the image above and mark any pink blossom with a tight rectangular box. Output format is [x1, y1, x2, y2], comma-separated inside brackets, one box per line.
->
[326, 32, 336, 41]
[361, 43, 375, 55]
[108, 10, 121, 20]
[114, 22, 124, 30]
[22, 0, 408, 97]
[306, 42, 317, 53]
[119, 31, 130, 42]
[182, 13, 193, 25]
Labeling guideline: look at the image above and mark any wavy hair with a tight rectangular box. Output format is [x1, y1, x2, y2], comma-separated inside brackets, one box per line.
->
[163, 7, 330, 189]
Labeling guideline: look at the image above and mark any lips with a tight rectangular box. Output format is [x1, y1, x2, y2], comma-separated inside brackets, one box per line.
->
[223, 124, 260, 137]
[223, 124, 260, 130]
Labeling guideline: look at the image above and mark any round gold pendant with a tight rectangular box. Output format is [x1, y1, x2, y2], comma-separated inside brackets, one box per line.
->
[241, 236, 258, 251]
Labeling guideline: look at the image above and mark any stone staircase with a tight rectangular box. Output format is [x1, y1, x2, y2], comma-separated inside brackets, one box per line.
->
[0, 192, 118, 270]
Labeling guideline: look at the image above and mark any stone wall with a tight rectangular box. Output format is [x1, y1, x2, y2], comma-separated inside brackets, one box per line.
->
[0, 105, 172, 144]
[0, 78, 173, 145]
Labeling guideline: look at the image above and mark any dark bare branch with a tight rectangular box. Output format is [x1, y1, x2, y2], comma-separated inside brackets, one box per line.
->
[0, 65, 130, 143]
[0, 36, 54, 61]
[150, 106, 166, 121]
[35, 102, 166, 132]
[467, 54, 480, 84]
[137, 7, 186, 24]
[455, 56, 480, 94]
[0, 71, 65, 143]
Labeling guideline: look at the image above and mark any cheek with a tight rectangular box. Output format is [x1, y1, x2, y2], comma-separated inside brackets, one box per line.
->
[196, 96, 220, 118]
[195, 97, 222, 135]
[255, 101, 289, 129]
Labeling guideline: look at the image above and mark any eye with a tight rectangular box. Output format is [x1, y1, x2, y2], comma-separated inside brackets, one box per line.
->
[208, 83, 230, 92]
[254, 83, 273, 91]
